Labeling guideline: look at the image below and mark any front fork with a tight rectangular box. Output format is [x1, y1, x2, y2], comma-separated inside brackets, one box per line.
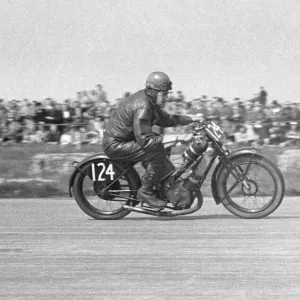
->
[214, 143, 256, 190]
[218, 151, 254, 189]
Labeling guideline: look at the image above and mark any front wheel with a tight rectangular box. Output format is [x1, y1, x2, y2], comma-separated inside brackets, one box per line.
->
[73, 161, 140, 220]
[216, 154, 285, 219]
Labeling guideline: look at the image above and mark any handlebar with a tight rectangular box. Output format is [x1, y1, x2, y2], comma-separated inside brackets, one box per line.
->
[188, 114, 219, 124]
[163, 134, 193, 148]
[162, 115, 217, 148]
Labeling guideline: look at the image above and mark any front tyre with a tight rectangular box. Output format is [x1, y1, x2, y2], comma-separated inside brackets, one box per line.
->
[216, 154, 285, 219]
[73, 161, 139, 220]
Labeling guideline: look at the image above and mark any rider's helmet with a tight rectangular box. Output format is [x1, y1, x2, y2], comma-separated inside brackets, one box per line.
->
[145, 71, 172, 94]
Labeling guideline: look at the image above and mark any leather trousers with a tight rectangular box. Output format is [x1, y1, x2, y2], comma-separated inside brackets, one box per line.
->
[102, 133, 166, 192]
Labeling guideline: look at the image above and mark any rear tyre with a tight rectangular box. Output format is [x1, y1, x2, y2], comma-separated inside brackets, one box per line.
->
[73, 161, 140, 220]
[216, 154, 285, 219]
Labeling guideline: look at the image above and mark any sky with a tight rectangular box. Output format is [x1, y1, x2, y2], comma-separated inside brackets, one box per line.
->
[0, 0, 300, 103]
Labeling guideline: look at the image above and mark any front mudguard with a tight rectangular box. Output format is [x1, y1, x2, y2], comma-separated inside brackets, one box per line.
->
[211, 147, 264, 205]
[68, 153, 140, 197]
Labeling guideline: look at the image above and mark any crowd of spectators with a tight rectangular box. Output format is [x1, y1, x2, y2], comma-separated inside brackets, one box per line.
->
[0, 84, 114, 146]
[0, 85, 300, 147]
[164, 87, 300, 147]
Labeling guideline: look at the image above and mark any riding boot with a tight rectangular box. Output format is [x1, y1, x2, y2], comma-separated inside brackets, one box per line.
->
[137, 170, 166, 209]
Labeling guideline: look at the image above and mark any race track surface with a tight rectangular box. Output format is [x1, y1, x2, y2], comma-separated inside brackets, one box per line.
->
[0, 197, 299, 300]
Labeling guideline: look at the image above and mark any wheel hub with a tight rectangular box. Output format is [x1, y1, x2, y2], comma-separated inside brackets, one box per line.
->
[93, 181, 121, 200]
[242, 180, 258, 196]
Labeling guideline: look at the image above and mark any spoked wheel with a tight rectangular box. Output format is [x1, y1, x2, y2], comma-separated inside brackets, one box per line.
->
[217, 154, 285, 219]
[73, 161, 140, 220]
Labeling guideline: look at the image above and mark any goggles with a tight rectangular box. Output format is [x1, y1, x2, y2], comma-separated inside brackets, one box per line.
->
[148, 82, 172, 92]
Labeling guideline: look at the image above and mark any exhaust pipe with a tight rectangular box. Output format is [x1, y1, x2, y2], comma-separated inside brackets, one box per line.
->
[123, 191, 203, 217]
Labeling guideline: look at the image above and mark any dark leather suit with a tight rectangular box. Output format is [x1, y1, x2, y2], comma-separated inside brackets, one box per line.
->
[102, 89, 193, 191]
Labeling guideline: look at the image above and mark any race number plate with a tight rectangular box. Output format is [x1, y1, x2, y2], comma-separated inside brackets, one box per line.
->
[205, 121, 225, 142]
[87, 161, 116, 182]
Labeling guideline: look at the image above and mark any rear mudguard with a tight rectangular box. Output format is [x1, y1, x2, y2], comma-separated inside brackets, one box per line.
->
[211, 147, 265, 205]
[68, 153, 140, 197]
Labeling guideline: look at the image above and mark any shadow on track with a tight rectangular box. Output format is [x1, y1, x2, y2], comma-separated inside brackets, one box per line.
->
[88, 214, 300, 221]
[123, 214, 300, 221]
[87, 214, 237, 221]
[124, 214, 237, 221]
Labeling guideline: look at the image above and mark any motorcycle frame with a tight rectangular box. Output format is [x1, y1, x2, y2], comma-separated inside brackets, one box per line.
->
[96, 139, 223, 203]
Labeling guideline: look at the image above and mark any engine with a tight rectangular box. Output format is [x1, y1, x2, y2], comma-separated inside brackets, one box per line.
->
[164, 178, 193, 209]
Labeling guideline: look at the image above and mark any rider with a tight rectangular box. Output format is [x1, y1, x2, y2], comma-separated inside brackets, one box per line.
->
[102, 71, 202, 209]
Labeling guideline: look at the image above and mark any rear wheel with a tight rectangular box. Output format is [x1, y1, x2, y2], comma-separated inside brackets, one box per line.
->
[216, 154, 285, 219]
[73, 161, 140, 220]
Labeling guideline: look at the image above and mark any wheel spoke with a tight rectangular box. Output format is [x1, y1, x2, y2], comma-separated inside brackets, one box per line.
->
[227, 181, 240, 194]
[221, 180, 240, 201]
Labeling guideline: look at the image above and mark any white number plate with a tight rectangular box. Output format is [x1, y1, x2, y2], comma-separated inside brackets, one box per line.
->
[205, 121, 225, 142]
[89, 162, 116, 181]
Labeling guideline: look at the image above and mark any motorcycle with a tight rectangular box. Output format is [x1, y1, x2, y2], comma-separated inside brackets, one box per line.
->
[68, 119, 285, 220]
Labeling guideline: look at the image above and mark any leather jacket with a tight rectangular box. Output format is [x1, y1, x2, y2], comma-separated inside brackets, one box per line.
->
[104, 89, 193, 151]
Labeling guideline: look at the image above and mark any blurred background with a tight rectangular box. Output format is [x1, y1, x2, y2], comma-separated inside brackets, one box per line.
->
[1, 0, 300, 148]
